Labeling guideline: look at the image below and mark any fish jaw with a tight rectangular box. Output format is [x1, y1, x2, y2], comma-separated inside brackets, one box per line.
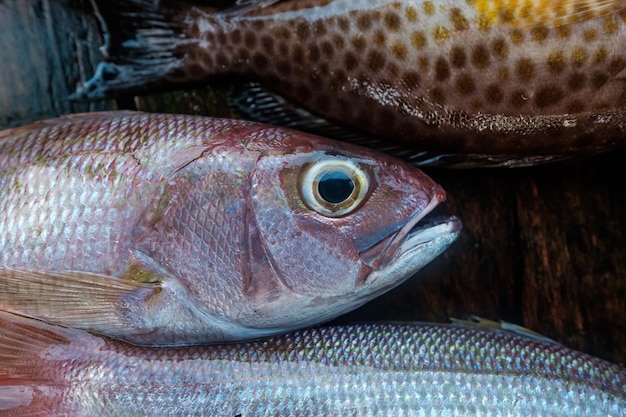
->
[277, 215, 462, 331]
[355, 188, 461, 301]
[365, 216, 462, 287]
[360, 187, 447, 269]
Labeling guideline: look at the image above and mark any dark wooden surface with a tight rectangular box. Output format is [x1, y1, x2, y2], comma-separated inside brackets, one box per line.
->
[0, 0, 111, 127]
[1, 0, 625, 365]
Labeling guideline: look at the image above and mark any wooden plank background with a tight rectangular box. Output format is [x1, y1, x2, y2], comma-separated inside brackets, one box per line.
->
[1, 0, 625, 365]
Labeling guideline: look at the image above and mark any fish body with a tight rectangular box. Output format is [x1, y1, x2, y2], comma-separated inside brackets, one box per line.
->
[0, 111, 459, 346]
[78, 0, 626, 164]
[0, 310, 624, 416]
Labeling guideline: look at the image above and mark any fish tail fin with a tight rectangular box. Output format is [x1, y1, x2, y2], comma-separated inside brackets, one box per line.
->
[73, 0, 219, 100]
[0, 311, 85, 416]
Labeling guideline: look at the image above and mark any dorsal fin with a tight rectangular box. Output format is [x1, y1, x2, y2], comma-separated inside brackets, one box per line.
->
[450, 316, 559, 344]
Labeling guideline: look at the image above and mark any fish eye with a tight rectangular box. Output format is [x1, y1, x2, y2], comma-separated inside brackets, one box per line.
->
[300, 159, 370, 217]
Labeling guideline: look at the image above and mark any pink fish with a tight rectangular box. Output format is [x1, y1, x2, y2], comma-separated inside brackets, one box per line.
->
[0, 111, 460, 346]
[0, 310, 624, 416]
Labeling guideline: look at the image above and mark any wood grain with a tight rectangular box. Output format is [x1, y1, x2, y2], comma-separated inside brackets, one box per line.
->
[0, 0, 624, 366]
[0, 0, 112, 127]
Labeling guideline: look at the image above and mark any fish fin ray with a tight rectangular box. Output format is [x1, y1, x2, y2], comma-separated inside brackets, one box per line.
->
[72, 0, 196, 100]
[219, 0, 285, 16]
[450, 315, 560, 344]
[0, 268, 160, 340]
[226, 82, 578, 168]
[227, 82, 363, 139]
[0, 311, 94, 415]
[226, 82, 430, 158]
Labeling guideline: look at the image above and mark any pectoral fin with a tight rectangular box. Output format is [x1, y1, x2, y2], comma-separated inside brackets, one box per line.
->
[0, 267, 160, 339]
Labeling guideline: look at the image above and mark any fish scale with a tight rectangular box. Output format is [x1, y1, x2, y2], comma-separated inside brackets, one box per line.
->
[0, 152, 146, 273]
[79, 0, 626, 161]
[0, 311, 623, 416]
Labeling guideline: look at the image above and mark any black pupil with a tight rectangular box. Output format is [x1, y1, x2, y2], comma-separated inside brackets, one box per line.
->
[317, 171, 355, 204]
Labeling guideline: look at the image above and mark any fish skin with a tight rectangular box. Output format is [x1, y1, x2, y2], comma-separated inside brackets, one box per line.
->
[76, 0, 626, 161]
[0, 111, 460, 346]
[0, 310, 624, 416]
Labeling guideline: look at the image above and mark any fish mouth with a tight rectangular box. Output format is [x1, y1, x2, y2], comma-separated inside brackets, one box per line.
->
[389, 214, 462, 263]
[361, 192, 462, 281]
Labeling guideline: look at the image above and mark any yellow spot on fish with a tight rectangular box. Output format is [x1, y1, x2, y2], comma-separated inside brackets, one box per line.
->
[384, 11, 402, 31]
[556, 25, 572, 38]
[391, 41, 409, 60]
[583, 28, 598, 41]
[603, 16, 619, 34]
[531, 26, 549, 41]
[405, 5, 418, 22]
[571, 46, 588, 67]
[433, 26, 450, 42]
[122, 261, 161, 284]
[547, 51, 566, 73]
[594, 47, 608, 64]
[477, 15, 493, 30]
[373, 30, 387, 46]
[491, 38, 509, 58]
[411, 30, 427, 49]
[510, 28, 524, 44]
[519, 3, 533, 20]
[423, 1, 435, 15]
[450, 8, 469, 31]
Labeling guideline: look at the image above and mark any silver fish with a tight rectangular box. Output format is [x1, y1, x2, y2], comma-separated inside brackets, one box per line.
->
[0, 310, 624, 416]
[75, 0, 626, 166]
[0, 111, 460, 346]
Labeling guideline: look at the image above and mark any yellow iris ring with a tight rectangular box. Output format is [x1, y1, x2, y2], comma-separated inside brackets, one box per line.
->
[300, 159, 370, 218]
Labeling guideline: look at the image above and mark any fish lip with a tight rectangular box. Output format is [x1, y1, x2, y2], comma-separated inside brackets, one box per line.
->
[392, 215, 462, 262]
[360, 214, 461, 287]
[360, 188, 458, 272]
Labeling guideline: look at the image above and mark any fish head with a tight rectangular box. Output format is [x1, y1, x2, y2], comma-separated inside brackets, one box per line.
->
[128, 123, 460, 343]
[244, 130, 461, 329]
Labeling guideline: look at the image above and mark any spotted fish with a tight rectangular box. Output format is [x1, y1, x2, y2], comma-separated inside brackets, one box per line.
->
[0, 310, 624, 415]
[75, 0, 626, 166]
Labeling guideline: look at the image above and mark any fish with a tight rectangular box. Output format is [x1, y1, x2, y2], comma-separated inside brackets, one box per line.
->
[0, 310, 624, 416]
[0, 111, 460, 346]
[73, 0, 626, 167]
